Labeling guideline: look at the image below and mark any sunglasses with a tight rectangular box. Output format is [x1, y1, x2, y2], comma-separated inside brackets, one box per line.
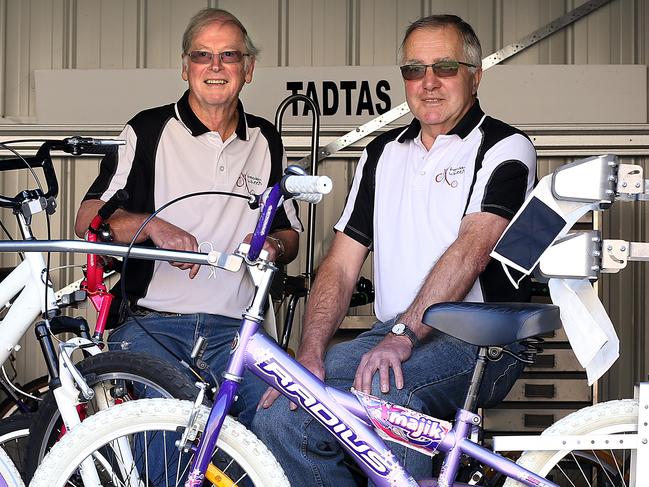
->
[186, 50, 250, 65]
[400, 60, 476, 80]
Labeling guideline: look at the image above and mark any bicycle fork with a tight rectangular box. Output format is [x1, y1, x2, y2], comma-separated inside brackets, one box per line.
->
[184, 247, 276, 487]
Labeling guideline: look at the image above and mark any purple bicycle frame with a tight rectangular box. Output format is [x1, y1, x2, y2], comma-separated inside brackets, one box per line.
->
[183, 182, 559, 487]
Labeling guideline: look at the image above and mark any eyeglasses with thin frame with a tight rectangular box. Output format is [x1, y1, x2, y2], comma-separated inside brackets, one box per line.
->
[186, 50, 250, 65]
[400, 60, 477, 80]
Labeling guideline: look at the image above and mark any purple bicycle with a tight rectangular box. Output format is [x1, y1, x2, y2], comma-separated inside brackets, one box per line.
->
[29, 168, 592, 487]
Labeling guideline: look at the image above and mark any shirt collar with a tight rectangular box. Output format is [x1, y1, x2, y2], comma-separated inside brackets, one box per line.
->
[397, 99, 484, 143]
[176, 90, 249, 140]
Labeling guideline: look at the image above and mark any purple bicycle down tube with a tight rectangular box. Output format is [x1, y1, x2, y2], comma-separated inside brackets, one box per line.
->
[245, 331, 420, 486]
[248, 184, 283, 261]
[186, 318, 262, 484]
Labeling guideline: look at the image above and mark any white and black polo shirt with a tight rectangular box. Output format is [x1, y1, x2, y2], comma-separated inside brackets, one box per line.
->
[335, 100, 536, 323]
[84, 91, 302, 322]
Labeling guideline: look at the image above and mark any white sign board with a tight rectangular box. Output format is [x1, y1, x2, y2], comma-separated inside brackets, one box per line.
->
[35, 65, 646, 126]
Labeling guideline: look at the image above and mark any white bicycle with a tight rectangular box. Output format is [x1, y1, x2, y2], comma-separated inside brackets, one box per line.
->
[0, 137, 206, 482]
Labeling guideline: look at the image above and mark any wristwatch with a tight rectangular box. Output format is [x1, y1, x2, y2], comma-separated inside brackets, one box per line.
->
[267, 236, 285, 259]
[390, 322, 419, 348]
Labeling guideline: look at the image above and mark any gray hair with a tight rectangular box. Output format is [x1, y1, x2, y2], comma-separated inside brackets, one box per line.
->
[182, 8, 259, 69]
[399, 14, 482, 69]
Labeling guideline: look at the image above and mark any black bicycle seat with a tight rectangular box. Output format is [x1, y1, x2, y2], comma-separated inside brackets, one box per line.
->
[421, 302, 562, 346]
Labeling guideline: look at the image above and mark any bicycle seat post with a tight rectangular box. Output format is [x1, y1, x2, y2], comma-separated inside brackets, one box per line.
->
[462, 347, 489, 413]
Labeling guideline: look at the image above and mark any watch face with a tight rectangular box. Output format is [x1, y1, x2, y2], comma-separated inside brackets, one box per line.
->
[392, 323, 406, 334]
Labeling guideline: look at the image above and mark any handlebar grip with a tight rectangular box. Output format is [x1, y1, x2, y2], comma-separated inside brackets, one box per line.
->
[293, 193, 323, 204]
[97, 189, 129, 220]
[77, 143, 119, 155]
[61, 137, 125, 155]
[281, 175, 332, 196]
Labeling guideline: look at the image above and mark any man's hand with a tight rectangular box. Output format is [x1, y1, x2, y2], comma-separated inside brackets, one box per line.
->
[258, 353, 325, 411]
[353, 334, 413, 395]
[242, 233, 282, 262]
[147, 218, 200, 278]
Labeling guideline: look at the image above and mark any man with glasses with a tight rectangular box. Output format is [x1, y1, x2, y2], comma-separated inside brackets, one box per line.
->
[254, 14, 536, 484]
[75, 8, 301, 428]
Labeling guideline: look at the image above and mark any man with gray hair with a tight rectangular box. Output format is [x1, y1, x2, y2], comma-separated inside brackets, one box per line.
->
[254, 14, 536, 484]
[75, 8, 301, 428]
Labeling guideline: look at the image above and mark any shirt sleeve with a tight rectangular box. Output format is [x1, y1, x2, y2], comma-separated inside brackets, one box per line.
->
[82, 124, 139, 204]
[334, 149, 375, 248]
[465, 133, 537, 219]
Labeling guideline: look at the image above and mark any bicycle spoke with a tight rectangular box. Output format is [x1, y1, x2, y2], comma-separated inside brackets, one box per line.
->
[593, 449, 624, 487]
[555, 456, 581, 487]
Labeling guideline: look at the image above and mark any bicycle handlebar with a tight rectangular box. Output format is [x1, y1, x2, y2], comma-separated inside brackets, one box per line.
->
[0, 137, 125, 210]
[246, 172, 333, 261]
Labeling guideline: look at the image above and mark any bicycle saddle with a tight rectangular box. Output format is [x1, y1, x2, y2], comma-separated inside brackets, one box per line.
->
[421, 302, 562, 346]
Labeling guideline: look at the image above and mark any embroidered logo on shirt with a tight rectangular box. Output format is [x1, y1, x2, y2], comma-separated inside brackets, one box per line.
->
[237, 172, 264, 194]
[434, 166, 464, 188]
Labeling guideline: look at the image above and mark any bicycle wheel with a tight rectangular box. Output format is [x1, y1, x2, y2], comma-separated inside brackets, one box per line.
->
[0, 413, 32, 478]
[24, 350, 199, 481]
[0, 447, 24, 487]
[31, 398, 289, 487]
[503, 399, 638, 487]
[0, 375, 49, 418]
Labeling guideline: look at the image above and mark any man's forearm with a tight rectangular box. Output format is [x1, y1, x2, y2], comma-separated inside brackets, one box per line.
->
[298, 261, 356, 359]
[75, 199, 158, 244]
[298, 233, 368, 360]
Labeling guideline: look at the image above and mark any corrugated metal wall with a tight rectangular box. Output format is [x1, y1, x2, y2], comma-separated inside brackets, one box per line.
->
[1, 0, 648, 401]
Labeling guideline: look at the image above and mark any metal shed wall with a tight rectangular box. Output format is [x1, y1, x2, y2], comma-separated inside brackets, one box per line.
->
[0, 0, 648, 401]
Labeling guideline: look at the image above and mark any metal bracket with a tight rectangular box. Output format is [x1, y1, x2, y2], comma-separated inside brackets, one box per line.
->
[536, 231, 602, 280]
[615, 164, 649, 201]
[551, 154, 618, 205]
[601, 240, 649, 273]
[601, 239, 629, 273]
[296, 0, 612, 166]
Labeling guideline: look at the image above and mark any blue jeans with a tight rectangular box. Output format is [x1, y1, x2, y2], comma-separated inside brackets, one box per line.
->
[252, 319, 524, 486]
[108, 311, 266, 427]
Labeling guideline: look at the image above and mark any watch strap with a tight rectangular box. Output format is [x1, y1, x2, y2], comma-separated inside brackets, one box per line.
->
[393, 323, 419, 348]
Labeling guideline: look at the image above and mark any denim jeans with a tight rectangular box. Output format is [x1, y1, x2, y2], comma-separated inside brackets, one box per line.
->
[108, 311, 266, 427]
[252, 318, 524, 486]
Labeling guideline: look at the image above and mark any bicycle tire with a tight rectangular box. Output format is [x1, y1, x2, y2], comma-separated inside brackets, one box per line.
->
[30, 398, 289, 487]
[0, 446, 24, 487]
[0, 375, 49, 418]
[0, 413, 32, 479]
[503, 399, 638, 487]
[24, 351, 199, 481]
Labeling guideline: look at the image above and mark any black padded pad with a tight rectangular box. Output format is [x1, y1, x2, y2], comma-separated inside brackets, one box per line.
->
[421, 302, 562, 347]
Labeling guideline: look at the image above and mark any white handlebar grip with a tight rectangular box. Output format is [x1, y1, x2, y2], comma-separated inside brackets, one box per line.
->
[284, 175, 333, 195]
[294, 193, 323, 204]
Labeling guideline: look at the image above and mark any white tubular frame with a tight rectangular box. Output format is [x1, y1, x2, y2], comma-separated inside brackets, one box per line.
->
[0, 251, 55, 365]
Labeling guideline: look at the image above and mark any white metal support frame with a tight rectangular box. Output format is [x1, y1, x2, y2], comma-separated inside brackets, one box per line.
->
[295, 0, 613, 167]
[492, 382, 648, 483]
[632, 382, 649, 484]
